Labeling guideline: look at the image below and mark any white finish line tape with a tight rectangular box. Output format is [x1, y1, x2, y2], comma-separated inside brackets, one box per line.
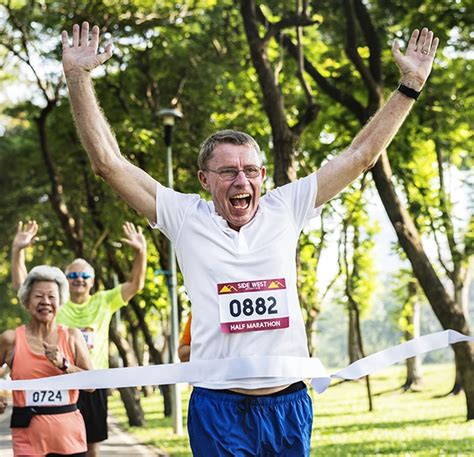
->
[0, 330, 471, 394]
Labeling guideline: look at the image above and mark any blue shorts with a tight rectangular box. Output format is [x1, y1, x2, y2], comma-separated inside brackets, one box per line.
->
[187, 382, 313, 456]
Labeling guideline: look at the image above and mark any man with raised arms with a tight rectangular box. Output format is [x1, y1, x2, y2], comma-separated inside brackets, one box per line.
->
[61, 22, 438, 456]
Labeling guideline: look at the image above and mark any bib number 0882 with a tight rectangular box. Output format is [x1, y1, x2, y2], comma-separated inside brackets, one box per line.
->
[229, 296, 277, 318]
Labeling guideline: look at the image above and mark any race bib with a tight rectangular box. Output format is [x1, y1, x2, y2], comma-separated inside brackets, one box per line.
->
[80, 328, 95, 349]
[25, 389, 69, 406]
[218, 278, 290, 333]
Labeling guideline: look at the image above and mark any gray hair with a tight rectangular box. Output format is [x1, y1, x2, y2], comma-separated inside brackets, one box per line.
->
[198, 130, 262, 170]
[18, 265, 69, 308]
[66, 258, 95, 277]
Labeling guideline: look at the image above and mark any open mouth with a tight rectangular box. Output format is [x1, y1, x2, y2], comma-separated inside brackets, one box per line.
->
[36, 306, 53, 315]
[230, 193, 251, 209]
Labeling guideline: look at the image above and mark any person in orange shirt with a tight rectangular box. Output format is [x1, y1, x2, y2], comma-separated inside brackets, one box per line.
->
[178, 313, 192, 362]
[0, 265, 93, 457]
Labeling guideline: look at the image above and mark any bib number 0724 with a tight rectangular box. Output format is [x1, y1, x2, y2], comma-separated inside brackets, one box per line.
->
[31, 390, 64, 403]
[229, 296, 277, 318]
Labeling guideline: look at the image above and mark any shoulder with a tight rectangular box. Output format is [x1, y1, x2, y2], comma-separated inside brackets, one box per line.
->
[64, 327, 84, 347]
[66, 327, 82, 338]
[0, 329, 16, 347]
[0, 329, 16, 341]
[95, 286, 125, 308]
[99, 286, 122, 299]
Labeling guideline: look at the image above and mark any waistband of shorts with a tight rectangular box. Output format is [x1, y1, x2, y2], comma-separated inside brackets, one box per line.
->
[192, 381, 307, 405]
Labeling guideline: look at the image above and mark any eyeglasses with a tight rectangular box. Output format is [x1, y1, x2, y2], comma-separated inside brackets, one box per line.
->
[205, 166, 262, 181]
[66, 272, 93, 280]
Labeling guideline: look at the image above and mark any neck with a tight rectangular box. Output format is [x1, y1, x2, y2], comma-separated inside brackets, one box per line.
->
[70, 291, 90, 304]
[27, 320, 56, 338]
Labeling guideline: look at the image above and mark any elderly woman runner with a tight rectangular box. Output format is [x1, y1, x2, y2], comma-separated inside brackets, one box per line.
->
[0, 266, 93, 457]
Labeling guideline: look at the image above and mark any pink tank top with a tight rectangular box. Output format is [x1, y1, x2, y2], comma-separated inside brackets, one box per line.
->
[10, 325, 87, 455]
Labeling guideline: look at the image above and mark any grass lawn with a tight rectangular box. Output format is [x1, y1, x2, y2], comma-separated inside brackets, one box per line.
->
[108, 363, 473, 456]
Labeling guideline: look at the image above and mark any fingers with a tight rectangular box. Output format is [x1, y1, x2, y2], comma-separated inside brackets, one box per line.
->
[25, 220, 38, 236]
[429, 37, 439, 57]
[72, 23, 80, 47]
[418, 28, 432, 54]
[63, 22, 102, 50]
[91, 25, 100, 53]
[409, 27, 437, 57]
[16, 220, 38, 236]
[80, 22, 89, 47]
[120, 222, 145, 248]
[43, 342, 61, 365]
[98, 43, 114, 65]
[61, 30, 69, 49]
[391, 39, 401, 58]
[123, 221, 138, 235]
[406, 28, 420, 52]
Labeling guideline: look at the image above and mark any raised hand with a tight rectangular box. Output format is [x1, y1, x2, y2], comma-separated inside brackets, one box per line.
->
[61, 22, 113, 76]
[392, 27, 439, 91]
[12, 220, 38, 251]
[121, 222, 147, 252]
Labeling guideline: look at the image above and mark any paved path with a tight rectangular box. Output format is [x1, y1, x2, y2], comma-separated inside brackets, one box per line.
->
[0, 404, 167, 456]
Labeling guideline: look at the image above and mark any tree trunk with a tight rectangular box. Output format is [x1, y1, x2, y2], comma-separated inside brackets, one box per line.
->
[447, 277, 471, 395]
[109, 325, 145, 426]
[403, 285, 423, 391]
[348, 309, 363, 363]
[371, 154, 474, 418]
[36, 106, 83, 257]
[116, 387, 145, 427]
[240, 0, 319, 186]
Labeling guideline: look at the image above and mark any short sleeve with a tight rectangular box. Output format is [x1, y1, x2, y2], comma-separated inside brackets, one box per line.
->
[101, 285, 127, 313]
[149, 182, 200, 243]
[269, 173, 322, 232]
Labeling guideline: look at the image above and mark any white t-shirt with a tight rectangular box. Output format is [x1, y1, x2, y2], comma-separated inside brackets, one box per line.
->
[152, 173, 321, 389]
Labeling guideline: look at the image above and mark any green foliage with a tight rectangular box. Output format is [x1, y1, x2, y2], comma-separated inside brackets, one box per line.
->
[390, 268, 427, 336]
[337, 183, 380, 317]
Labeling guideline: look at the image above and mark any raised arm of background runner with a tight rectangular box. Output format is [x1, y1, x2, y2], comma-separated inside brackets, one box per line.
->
[11, 220, 38, 290]
[119, 221, 147, 302]
[62, 22, 158, 223]
[314, 27, 439, 207]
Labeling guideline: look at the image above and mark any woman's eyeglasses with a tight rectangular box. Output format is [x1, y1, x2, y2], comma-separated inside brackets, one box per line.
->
[66, 272, 92, 280]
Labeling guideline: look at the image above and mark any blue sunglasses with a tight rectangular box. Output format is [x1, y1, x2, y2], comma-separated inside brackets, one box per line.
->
[66, 272, 92, 280]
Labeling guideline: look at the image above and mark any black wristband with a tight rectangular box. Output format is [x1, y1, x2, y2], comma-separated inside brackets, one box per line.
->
[397, 84, 421, 100]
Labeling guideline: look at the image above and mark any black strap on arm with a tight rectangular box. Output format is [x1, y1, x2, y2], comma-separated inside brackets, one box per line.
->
[397, 83, 421, 100]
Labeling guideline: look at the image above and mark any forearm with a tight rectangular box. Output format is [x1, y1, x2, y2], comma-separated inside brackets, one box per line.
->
[65, 72, 158, 221]
[130, 246, 147, 290]
[11, 247, 27, 291]
[122, 246, 147, 301]
[348, 88, 416, 168]
[65, 71, 124, 176]
[315, 87, 418, 207]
